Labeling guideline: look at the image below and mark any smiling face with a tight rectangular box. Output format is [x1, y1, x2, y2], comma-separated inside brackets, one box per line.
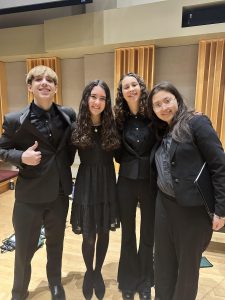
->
[28, 72, 57, 109]
[121, 75, 141, 108]
[152, 90, 178, 125]
[88, 85, 106, 123]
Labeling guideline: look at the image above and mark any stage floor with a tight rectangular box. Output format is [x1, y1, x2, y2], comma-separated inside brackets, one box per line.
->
[0, 190, 225, 300]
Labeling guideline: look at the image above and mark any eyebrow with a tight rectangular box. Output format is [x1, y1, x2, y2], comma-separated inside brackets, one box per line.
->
[90, 93, 106, 99]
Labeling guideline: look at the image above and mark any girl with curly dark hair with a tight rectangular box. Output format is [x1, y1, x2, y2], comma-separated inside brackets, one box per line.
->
[70, 80, 120, 300]
[114, 73, 156, 300]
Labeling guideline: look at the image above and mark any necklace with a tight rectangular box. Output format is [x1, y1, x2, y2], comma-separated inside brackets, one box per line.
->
[92, 124, 101, 133]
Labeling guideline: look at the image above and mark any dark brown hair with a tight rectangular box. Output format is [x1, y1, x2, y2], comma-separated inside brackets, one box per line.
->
[114, 73, 149, 130]
[72, 80, 120, 151]
[148, 81, 194, 142]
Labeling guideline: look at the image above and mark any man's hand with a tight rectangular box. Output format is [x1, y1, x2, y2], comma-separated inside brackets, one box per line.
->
[21, 141, 42, 166]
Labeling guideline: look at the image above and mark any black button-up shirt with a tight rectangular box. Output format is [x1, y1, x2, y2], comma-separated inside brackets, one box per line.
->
[117, 114, 156, 179]
[30, 102, 66, 147]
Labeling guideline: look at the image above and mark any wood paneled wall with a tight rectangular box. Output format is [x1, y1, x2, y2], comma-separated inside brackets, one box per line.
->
[195, 39, 225, 147]
[114, 45, 155, 94]
[26, 57, 62, 104]
[0, 62, 8, 135]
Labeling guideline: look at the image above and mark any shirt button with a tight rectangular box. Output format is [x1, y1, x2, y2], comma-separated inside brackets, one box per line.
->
[49, 134, 52, 136]
[137, 140, 140, 143]
[136, 127, 139, 130]
[174, 178, 179, 183]
[171, 161, 175, 166]
[135, 116, 137, 119]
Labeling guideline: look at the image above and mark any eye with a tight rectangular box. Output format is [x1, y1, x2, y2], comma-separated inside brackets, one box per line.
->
[164, 99, 171, 104]
[155, 103, 161, 108]
[46, 77, 54, 83]
[34, 77, 42, 82]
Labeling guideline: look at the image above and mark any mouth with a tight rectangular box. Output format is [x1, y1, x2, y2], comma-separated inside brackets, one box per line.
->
[128, 92, 137, 97]
[39, 87, 51, 92]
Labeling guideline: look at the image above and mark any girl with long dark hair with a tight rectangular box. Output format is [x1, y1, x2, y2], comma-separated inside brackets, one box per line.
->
[70, 80, 120, 300]
[148, 81, 225, 300]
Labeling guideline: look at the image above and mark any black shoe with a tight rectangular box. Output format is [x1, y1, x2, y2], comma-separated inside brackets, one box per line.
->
[11, 291, 29, 300]
[138, 278, 151, 300]
[122, 290, 134, 300]
[139, 291, 151, 300]
[83, 270, 94, 300]
[49, 284, 66, 300]
[94, 271, 105, 299]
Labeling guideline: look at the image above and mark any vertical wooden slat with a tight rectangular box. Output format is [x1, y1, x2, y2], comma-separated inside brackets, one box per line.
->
[220, 87, 225, 147]
[195, 42, 207, 112]
[26, 57, 62, 105]
[0, 62, 8, 135]
[211, 40, 224, 130]
[195, 38, 225, 148]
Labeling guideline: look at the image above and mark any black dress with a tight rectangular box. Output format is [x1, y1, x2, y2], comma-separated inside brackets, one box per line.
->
[70, 126, 119, 236]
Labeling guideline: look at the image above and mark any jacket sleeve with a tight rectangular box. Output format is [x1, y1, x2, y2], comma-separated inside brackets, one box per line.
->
[191, 115, 225, 216]
[0, 115, 23, 167]
[65, 107, 77, 166]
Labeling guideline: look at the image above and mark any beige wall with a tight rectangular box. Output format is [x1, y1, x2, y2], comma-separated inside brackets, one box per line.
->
[84, 52, 114, 98]
[155, 44, 198, 108]
[4, 45, 197, 114]
[1, 0, 224, 62]
[61, 58, 84, 112]
[5, 62, 27, 112]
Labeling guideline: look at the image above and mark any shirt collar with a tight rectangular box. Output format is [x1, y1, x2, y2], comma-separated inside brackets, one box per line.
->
[31, 101, 56, 118]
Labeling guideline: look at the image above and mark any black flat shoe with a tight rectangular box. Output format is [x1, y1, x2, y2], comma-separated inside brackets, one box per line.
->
[83, 270, 94, 300]
[139, 291, 151, 300]
[11, 291, 29, 300]
[94, 271, 105, 299]
[49, 284, 66, 300]
[122, 290, 134, 300]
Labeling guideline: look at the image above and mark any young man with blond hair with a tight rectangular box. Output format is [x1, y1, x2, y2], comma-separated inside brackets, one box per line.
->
[0, 65, 76, 300]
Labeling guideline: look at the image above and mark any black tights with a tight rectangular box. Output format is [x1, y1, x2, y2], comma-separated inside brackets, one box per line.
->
[82, 231, 109, 273]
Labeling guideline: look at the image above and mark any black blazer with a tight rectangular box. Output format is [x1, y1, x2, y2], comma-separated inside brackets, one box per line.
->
[150, 115, 225, 217]
[0, 103, 76, 204]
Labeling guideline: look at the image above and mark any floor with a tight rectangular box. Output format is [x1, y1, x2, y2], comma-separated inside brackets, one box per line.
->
[0, 190, 225, 300]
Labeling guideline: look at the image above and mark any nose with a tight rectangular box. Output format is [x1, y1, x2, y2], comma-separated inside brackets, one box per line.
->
[93, 98, 101, 104]
[40, 78, 48, 85]
[161, 102, 169, 110]
[129, 85, 134, 92]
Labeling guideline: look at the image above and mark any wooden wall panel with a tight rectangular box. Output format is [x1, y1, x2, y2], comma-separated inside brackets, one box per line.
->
[195, 39, 225, 148]
[0, 62, 8, 135]
[114, 45, 155, 95]
[26, 57, 62, 104]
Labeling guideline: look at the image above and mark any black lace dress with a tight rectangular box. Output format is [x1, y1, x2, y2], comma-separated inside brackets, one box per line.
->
[70, 126, 119, 236]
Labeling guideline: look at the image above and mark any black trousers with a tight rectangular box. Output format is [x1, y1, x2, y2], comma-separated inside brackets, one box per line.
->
[117, 176, 155, 292]
[154, 191, 212, 300]
[11, 192, 69, 299]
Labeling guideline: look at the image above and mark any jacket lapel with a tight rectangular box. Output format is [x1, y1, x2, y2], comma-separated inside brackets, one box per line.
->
[55, 106, 72, 151]
[17, 104, 53, 147]
[169, 139, 178, 161]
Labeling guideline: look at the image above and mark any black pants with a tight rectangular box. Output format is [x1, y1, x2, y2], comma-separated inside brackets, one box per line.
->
[117, 176, 155, 292]
[154, 191, 212, 300]
[11, 192, 69, 299]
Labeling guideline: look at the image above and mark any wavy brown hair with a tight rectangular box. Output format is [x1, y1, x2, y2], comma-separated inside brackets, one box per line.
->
[148, 81, 194, 142]
[114, 73, 149, 130]
[72, 80, 120, 151]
